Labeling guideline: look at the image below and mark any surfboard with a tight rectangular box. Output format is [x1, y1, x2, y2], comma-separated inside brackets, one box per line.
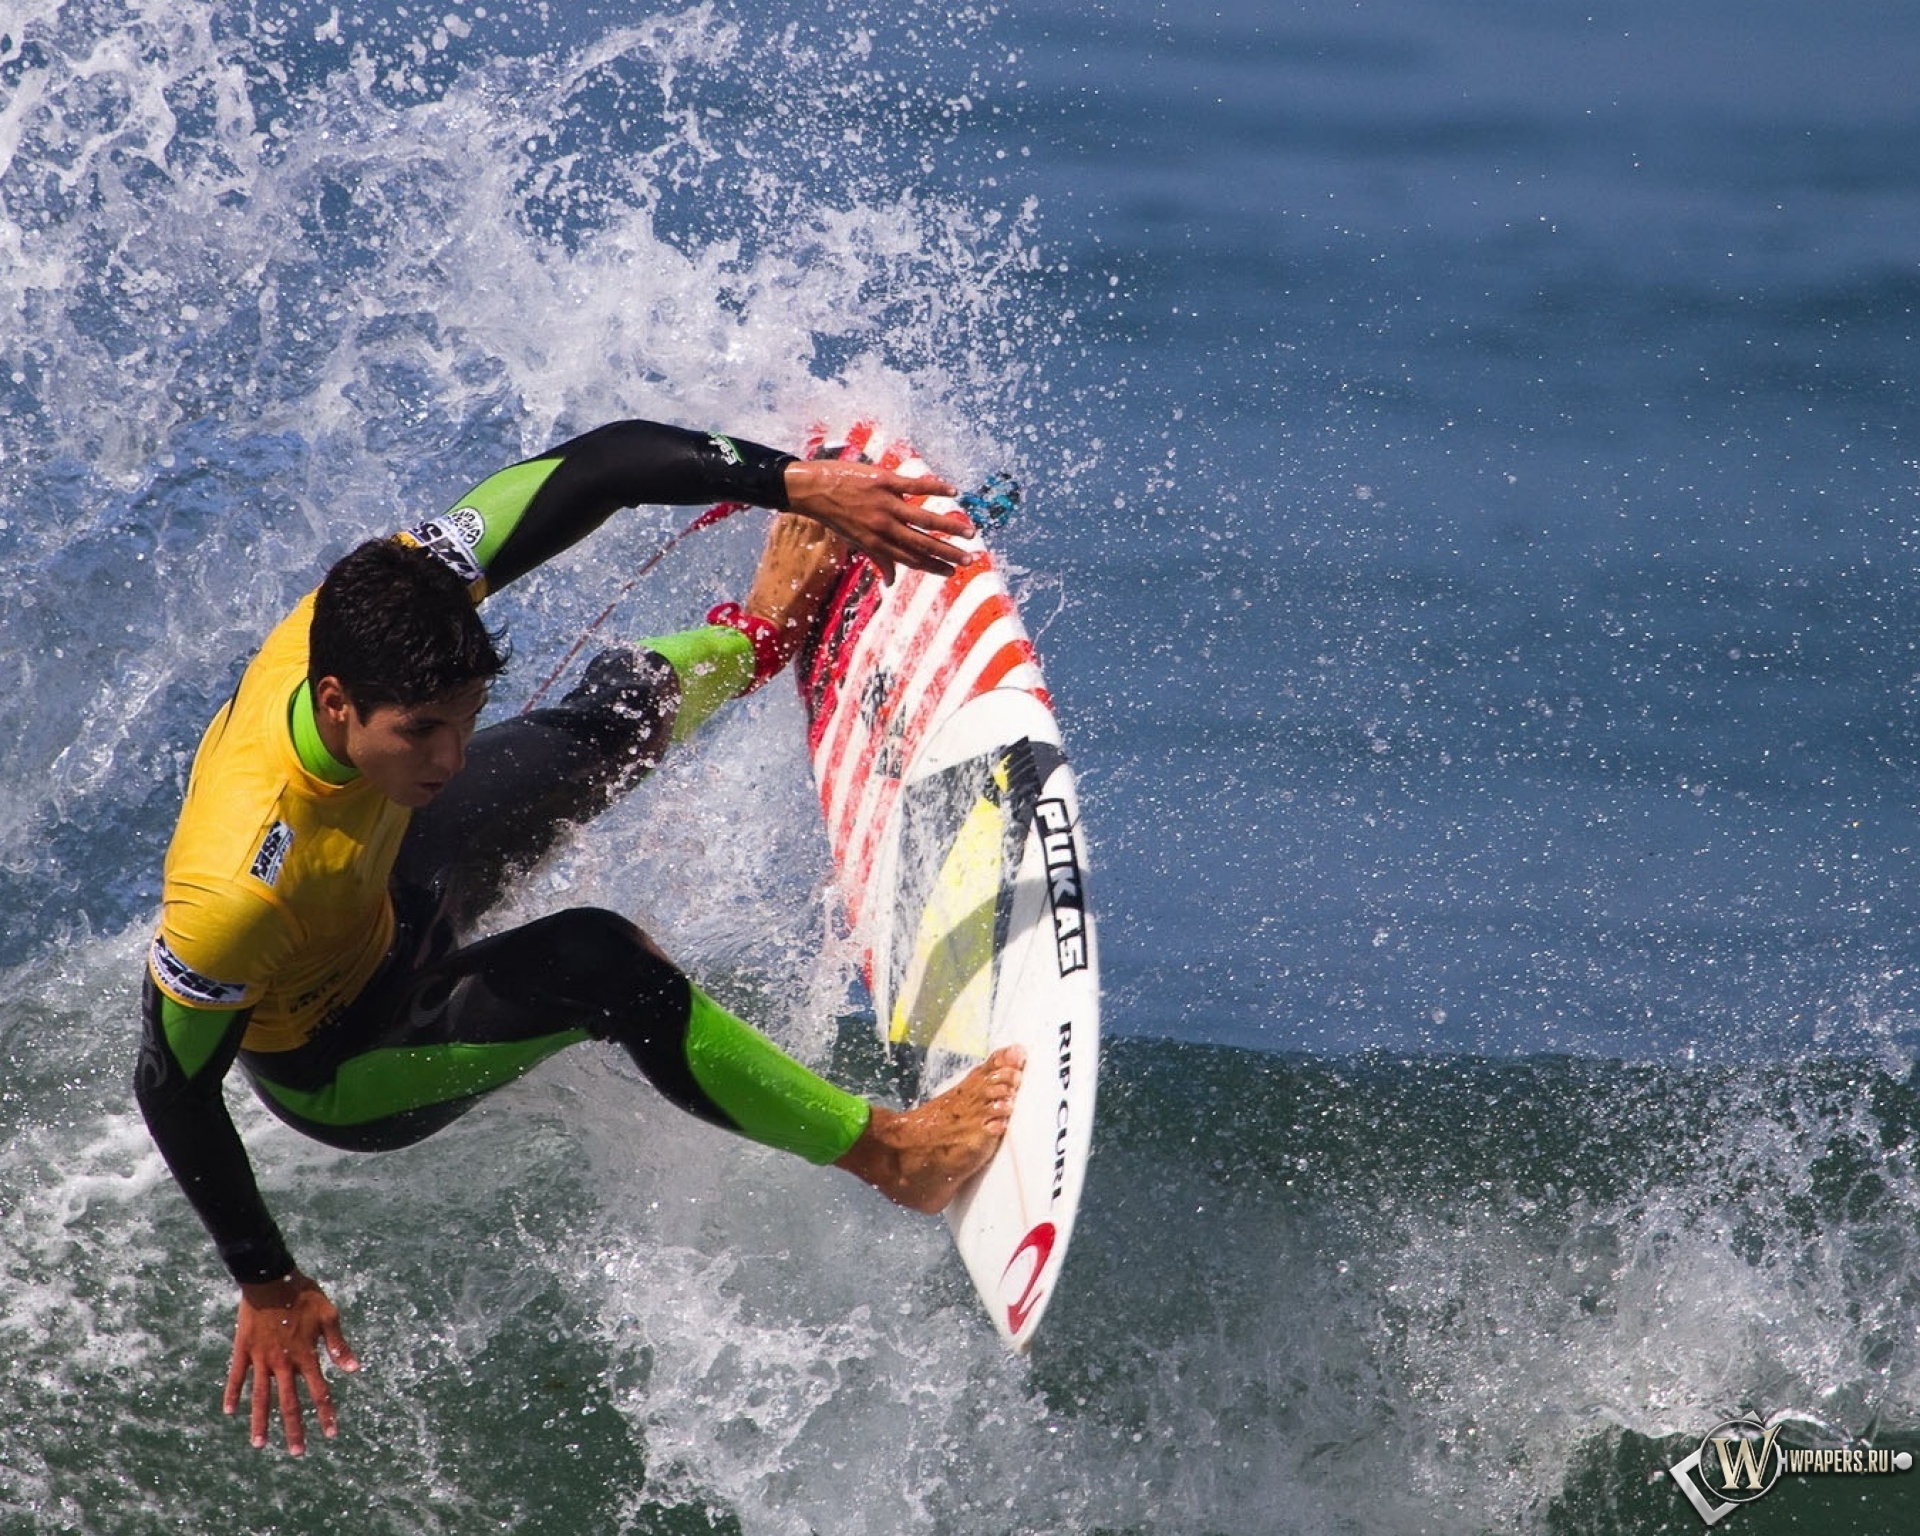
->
[795, 421, 1098, 1351]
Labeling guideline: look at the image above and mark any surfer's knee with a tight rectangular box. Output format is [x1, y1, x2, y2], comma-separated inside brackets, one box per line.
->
[560, 904, 671, 963]
[575, 908, 684, 1007]
[550, 646, 682, 781]
[498, 906, 686, 1024]
[527, 913, 845, 1152]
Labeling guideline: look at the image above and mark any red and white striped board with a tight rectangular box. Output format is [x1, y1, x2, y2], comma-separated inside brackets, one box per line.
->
[796, 421, 1098, 1352]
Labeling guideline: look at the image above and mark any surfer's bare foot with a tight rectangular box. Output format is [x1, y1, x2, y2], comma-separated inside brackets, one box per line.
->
[742, 513, 851, 663]
[836, 1045, 1026, 1214]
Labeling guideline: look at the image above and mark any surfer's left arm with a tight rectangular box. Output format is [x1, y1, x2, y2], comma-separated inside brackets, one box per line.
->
[431, 419, 971, 593]
[781, 455, 973, 584]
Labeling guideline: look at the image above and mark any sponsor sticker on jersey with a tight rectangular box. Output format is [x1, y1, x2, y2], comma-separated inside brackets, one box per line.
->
[149, 935, 251, 1008]
[249, 819, 294, 887]
[400, 507, 487, 584]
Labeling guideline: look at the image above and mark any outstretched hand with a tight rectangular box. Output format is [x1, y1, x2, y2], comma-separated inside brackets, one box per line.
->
[226, 1270, 360, 1454]
[782, 458, 975, 583]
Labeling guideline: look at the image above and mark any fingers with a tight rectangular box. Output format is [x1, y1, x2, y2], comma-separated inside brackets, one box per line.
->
[784, 459, 978, 582]
[275, 1363, 306, 1455]
[888, 478, 971, 537]
[236, 1337, 306, 1453]
[882, 470, 961, 509]
[873, 514, 975, 582]
[224, 1330, 285, 1452]
[322, 1316, 361, 1373]
[248, 1359, 273, 1449]
[876, 474, 973, 579]
[307, 1314, 356, 1444]
[227, 1286, 355, 1454]
[836, 465, 957, 507]
[224, 1330, 249, 1416]
[301, 1356, 339, 1445]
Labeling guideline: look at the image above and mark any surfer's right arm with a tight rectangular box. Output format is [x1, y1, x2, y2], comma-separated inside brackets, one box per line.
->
[136, 946, 359, 1454]
[134, 979, 291, 1280]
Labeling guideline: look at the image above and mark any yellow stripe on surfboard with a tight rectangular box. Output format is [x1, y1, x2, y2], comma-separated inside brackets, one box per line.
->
[886, 759, 1013, 1053]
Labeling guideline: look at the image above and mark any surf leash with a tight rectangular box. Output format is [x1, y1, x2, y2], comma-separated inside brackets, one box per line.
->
[959, 473, 1019, 530]
[520, 499, 749, 714]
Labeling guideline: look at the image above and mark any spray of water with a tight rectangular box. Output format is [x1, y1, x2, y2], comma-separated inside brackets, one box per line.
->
[6, 4, 1919, 1534]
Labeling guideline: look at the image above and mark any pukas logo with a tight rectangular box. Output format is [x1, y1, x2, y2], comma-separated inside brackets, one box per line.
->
[1667, 1416, 1913, 1527]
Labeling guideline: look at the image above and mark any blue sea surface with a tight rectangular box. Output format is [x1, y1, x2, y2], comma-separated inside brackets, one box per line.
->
[4, 1, 1920, 1532]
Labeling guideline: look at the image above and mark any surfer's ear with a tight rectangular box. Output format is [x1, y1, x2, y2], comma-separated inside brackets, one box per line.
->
[313, 675, 356, 724]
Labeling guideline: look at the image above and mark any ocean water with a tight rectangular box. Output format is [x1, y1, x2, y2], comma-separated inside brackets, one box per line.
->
[4, 1, 1920, 1532]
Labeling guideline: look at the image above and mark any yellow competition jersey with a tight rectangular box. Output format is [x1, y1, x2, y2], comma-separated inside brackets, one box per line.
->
[149, 591, 408, 1052]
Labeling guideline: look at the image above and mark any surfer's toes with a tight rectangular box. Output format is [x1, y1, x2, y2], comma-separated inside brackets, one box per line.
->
[978, 1045, 1026, 1120]
[837, 1047, 1026, 1216]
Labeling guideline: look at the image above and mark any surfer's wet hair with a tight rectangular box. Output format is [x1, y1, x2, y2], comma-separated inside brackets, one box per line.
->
[309, 537, 508, 714]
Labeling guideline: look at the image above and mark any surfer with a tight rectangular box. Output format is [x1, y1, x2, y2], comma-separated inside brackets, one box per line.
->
[134, 418, 1026, 1455]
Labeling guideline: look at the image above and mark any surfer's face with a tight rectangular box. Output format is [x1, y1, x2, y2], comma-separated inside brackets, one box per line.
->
[319, 677, 489, 807]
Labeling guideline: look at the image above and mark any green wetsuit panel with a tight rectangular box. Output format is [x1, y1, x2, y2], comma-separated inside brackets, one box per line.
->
[247, 986, 870, 1164]
[158, 992, 245, 1081]
[642, 624, 757, 742]
[684, 987, 870, 1164]
[256, 1031, 594, 1128]
[449, 457, 565, 573]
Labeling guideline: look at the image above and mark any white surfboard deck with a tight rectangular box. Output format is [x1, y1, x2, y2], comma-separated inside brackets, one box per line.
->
[796, 421, 1098, 1351]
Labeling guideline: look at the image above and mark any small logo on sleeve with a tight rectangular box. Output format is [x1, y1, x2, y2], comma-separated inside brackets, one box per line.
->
[148, 935, 251, 1008]
[400, 507, 487, 584]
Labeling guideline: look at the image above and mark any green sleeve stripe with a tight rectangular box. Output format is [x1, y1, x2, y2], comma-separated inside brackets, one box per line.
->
[447, 457, 565, 572]
[254, 1031, 589, 1127]
[642, 625, 756, 742]
[159, 993, 245, 1079]
[683, 987, 870, 1165]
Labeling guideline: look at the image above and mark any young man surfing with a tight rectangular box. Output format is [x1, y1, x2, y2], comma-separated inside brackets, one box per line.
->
[135, 419, 1025, 1454]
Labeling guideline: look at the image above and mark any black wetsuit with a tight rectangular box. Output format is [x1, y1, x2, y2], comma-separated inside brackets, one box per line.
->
[137, 421, 870, 1285]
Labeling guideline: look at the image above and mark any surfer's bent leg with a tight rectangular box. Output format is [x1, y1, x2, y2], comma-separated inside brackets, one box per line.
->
[394, 628, 753, 932]
[398, 514, 841, 925]
[238, 907, 869, 1162]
